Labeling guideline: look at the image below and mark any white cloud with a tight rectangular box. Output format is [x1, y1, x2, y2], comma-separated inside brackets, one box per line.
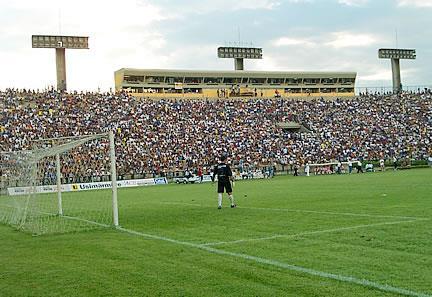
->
[338, 0, 368, 6]
[325, 32, 378, 48]
[357, 67, 418, 89]
[170, 0, 281, 14]
[397, 0, 432, 7]
[272, 37, 316, 47]
[217, 0, 313, 10]
[273, 31, 379, 49]
[231, 0, 281, 10]
[360, 70, 392, 81]
[165, 0, 318, 16]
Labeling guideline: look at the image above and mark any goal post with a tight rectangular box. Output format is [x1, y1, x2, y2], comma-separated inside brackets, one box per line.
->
[56, 153, 63, 216]
[109, 130, 119, 227]
[0, 132, 119, 235]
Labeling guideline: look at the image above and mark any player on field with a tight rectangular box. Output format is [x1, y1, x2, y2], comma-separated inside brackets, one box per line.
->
[379, 158, 385, 172]
[212, 154, 236, 209]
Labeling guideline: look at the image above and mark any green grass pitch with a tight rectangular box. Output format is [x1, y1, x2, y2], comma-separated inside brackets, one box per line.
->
[1, 169, 431, 297]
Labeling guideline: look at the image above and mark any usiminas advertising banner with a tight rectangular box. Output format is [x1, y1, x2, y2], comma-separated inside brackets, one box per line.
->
[7, 178, 168, 196]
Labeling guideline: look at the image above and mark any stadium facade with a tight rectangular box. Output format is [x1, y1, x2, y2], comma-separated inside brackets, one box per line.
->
[114, 68, 356, 98]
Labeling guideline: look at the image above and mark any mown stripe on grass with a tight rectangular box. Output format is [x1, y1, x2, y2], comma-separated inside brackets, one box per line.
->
[200, 219, 423, 246]
[117, 226, 432, 297]
[159, 201, 427, 220]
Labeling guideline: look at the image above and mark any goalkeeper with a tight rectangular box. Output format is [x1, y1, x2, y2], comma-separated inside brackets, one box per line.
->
[212, 154, 236, 209]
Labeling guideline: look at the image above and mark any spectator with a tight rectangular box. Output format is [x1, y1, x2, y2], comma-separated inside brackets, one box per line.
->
[357, 160, 364, 173]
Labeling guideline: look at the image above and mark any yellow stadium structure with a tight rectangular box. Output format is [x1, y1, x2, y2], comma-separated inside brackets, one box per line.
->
[115, 68, 356, 98]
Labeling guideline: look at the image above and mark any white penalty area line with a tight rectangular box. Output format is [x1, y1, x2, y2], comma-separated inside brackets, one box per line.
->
[200, 219, 425, 247]
[116, 226, 432, 297]
[159, 201, 427, 220]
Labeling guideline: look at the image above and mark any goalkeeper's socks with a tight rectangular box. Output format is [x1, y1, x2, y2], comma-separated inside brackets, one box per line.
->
[229, 194, 235, 206]
[218, 193, 222, 208]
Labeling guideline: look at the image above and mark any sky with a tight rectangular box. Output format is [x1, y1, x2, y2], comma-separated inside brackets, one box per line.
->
[0, 0, 431, 92]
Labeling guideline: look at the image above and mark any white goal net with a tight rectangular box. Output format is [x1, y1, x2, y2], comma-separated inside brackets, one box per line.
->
[0, 132, 119, 235]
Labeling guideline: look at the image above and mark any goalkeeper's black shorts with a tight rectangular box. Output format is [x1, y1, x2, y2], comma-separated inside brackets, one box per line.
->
[217, 180, 232, 193]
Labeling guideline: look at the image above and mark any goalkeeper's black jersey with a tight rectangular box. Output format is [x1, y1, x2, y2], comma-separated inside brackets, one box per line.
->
[212, 163, 232, 183]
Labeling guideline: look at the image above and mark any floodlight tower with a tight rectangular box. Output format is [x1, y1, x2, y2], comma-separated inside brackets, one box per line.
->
[32, 35, 89, 91]
[217, 46, 263, 70]
[378, 48, 416, 93]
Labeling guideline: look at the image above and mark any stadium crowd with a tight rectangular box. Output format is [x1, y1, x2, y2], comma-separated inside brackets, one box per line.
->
[1, 88, 431, 182]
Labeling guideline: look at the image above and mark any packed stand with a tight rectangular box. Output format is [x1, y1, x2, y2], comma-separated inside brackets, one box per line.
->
[1, 88, 431, 182]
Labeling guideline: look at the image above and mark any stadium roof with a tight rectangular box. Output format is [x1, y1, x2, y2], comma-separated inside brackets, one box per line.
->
[116, 68, 357, 78]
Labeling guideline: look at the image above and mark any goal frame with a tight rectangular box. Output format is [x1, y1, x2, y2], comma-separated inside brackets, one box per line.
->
[32, 131, 119, 227]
